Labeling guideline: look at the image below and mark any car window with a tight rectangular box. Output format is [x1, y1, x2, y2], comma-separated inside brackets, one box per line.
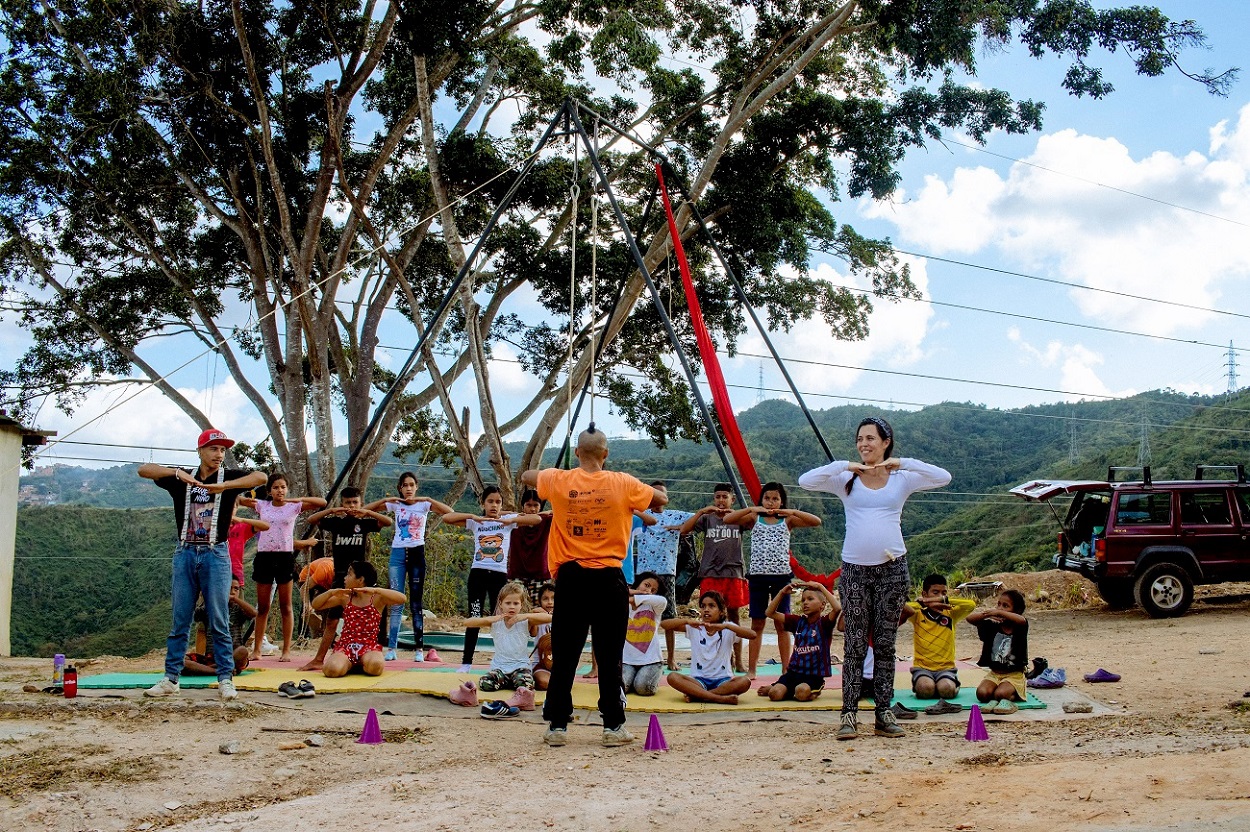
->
[1179, 491, 1232, 526]
[1114, 492, 1171, 526]
[1234, 492, 1250, 525]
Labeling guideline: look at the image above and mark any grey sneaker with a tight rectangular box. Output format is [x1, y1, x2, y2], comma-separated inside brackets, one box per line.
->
[543, 726, 568, 747]
[602, 725, 635, 747]
[924, 698, 963, 716]
[890, 702, 918, 720]
[218, 679, 238, 702]
[144, 678, 180, 698]
[874, 708, 905, 738]
[836, 712, 858, 741]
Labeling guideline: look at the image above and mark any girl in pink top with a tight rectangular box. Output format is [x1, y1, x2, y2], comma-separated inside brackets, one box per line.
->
[238, 473, 325, 661]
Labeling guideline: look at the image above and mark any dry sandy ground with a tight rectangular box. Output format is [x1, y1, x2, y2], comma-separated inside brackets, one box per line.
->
[4, 574, 1250, 832]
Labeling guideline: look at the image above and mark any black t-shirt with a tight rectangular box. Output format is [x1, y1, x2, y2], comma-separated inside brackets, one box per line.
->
[975, 618, 1029, 674]
[318, 514, 382, 574]
[155, 468, 254, 544]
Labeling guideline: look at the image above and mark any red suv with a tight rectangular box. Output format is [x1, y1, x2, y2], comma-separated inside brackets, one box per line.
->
[1010, 466, 1250, 618]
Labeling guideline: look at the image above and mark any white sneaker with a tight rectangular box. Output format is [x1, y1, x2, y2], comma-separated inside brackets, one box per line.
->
[458, 663, 472, 673]
[261, 635, 279, 656]
[218, 679, 238, 701]
[384, 649, 397, 661]
[145, 678, 180, 698]
[414, 649, 425, 663]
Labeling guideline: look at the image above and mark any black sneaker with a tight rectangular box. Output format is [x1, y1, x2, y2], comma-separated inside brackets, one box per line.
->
[1025, 657, 1049, 680]
[480, 700, 520, 719]
[890, 702, 918, 720]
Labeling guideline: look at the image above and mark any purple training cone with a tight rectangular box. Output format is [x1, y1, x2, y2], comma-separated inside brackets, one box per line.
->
[357, 707, 385, 744]
[965, 705, 989, 742]
[644, 713, 668, 751]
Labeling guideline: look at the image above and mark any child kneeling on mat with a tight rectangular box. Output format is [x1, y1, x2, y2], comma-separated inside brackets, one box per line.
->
[464, 580, 551, 692]
[966, 589, 1029, 715]
[757, 581, 840, 702]
[661, 589, 756, 704]
[622, 572, 668, 696]
[311, 561, 406, 677]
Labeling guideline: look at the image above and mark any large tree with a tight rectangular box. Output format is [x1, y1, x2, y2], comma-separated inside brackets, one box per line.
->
[0, 1, 1233, 498]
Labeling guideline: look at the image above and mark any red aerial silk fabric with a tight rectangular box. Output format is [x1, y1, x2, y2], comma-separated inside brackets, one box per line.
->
[655, 163, 761, 501]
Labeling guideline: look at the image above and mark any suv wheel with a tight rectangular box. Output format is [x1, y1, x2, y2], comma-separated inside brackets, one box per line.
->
[1095, 578, 1136, 609]
[1134, 562, 1194, 618]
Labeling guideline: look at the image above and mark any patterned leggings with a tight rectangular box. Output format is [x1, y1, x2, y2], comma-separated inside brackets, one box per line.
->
[839, 557, 910, 715]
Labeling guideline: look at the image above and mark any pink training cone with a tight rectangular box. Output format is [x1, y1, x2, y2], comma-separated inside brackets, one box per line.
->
[644, 714, 668, 752]
[357, 708, 384, 744]
[965, 705, 989, 742]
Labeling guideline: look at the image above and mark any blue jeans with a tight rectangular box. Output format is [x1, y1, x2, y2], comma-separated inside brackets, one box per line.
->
[166, 542, 234, 683]
[388, 545, 425, 651]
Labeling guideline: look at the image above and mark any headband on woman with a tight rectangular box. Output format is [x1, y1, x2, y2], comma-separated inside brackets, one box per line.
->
[859, 416, 893, 439]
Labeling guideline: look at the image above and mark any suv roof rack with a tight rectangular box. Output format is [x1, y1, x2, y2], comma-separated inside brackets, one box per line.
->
[1194, 464, 1247, 483]
[1108, 465, 1151, 486]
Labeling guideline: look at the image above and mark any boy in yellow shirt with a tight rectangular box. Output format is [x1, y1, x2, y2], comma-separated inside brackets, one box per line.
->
[901, 574, 976, 715]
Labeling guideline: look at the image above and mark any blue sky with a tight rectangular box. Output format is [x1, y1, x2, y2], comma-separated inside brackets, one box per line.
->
[7, 1, 1250, 471]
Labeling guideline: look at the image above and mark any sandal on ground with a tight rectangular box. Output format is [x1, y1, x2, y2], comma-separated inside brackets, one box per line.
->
[1083, 668, 1121, 683]
[923, 699, 963, 716]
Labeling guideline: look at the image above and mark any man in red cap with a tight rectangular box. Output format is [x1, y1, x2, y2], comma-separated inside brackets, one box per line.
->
[139, 428, 265, 700]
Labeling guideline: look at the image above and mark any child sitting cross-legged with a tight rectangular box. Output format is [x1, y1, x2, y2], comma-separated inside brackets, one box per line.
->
[757, 581, 840, 702]
[966, 589, 1029, 715]
[311, 561, 406, 678]
[900, 573, 976, 715]
[661, 590, 756, 704]
[464, 580, 552, 692]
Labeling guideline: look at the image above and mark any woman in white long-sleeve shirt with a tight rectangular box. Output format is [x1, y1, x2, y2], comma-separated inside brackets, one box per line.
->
[798, 416, 951, 741]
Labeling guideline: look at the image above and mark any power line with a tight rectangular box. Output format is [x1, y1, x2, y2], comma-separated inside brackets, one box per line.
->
[944, 136, 1249, 229]
[886, 247, 1250, 323]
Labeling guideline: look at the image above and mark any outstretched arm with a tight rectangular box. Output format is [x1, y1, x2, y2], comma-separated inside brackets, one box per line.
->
[418, 497, 454, 514]
[441, 512, 476, 527]
[293, 497, 328, 511]
[235, 516, 270, 532]
[781, 508, 822, 529]
[520, 469, 539, 487]
[764, 584, 792, 624]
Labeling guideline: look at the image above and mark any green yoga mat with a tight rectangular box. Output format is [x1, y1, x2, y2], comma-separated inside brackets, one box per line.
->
[77, 670, 257, 690]
[890, 687, 1045, 710]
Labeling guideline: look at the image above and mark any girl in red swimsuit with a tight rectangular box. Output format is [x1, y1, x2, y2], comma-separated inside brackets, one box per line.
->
[311, 561, 406, 677]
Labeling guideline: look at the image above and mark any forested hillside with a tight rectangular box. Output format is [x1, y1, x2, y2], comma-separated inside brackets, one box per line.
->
[14, 389, 1248, 657]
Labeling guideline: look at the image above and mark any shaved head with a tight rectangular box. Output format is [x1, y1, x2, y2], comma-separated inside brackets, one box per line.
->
[576, 428, 608, 458]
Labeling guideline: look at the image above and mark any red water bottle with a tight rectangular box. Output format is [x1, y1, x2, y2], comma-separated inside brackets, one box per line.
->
[63, 665, 77, 698]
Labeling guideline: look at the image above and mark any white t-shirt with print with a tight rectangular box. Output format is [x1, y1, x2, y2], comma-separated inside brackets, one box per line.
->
[466, 515, 515, 573]
[387, 500, 432, 548]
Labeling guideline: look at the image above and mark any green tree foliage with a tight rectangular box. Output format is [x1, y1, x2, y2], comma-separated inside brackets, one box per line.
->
[1, 1, 1232, 505]
[13, 507, 174, 657]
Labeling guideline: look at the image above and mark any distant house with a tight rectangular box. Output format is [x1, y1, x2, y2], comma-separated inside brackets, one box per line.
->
[1, 413, 56, 656]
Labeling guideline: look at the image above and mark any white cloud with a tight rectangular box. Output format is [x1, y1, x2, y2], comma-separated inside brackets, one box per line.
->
[1006, 328, 1136, 401]
[29, 376, 275, 468]
[864, 104, 1250, 337]
[725, 256, 936, 398]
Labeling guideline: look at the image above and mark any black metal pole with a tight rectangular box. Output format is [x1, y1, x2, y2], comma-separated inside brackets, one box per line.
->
[662, 161, 835, 462]
[326, 100, 574, 501]
[555, 182, 661, 469]
[568, 103, 747, 506]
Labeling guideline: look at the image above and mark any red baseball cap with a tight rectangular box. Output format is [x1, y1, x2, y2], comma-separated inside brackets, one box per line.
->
[197, 428, 236, 449]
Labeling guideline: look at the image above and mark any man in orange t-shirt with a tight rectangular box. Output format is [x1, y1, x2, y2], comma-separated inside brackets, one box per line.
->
[522, 426, 666, 747]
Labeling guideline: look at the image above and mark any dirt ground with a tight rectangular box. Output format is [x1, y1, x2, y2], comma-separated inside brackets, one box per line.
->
[4, 572, 1250, 832]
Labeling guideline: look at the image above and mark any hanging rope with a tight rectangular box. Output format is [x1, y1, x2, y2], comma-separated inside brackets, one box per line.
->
[588, 119, 601, 425]
[563, 137, 580, 467]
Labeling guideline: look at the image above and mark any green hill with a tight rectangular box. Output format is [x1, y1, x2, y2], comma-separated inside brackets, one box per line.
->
[14, 388, 1248, 657]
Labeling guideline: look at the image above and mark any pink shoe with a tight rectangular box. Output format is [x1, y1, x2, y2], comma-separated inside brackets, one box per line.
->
[423, 648, 442, 664]
[506, 686, 535, 711]
[450, 680, 478, 707]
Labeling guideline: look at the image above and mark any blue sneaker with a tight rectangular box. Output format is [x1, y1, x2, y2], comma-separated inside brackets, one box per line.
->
[384, 649, 397, 661]
[480, 700, 520, 720]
